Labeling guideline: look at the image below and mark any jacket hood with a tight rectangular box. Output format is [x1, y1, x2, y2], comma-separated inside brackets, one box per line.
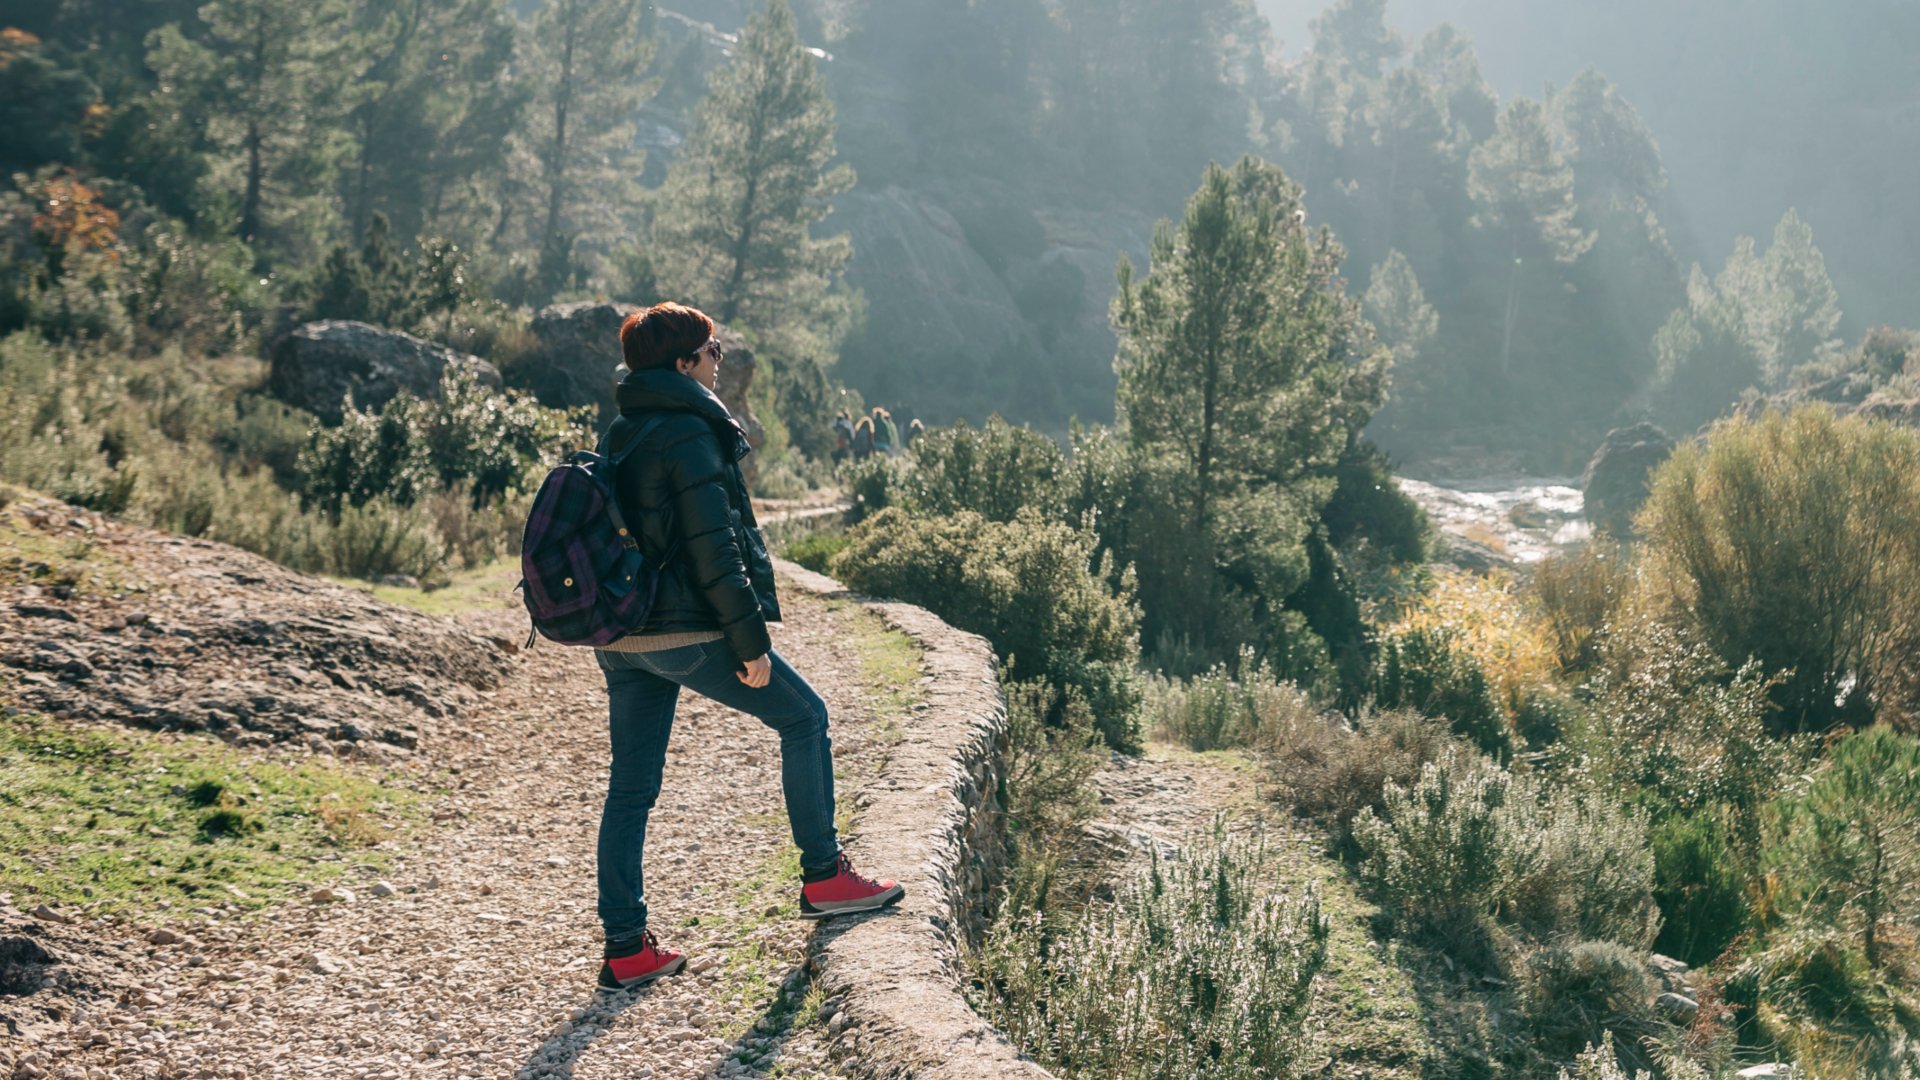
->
[615, 367, 751, 461]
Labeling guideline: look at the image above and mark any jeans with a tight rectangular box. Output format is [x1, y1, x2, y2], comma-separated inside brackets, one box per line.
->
[594, 639, 841, 944]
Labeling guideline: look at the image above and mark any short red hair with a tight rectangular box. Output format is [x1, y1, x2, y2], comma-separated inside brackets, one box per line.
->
[619, 302, 715, 372]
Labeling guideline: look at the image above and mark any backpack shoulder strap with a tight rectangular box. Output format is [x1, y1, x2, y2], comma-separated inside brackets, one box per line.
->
[599, 412, 674, 554]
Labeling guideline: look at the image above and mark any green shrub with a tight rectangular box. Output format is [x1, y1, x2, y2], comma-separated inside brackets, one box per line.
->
[1777, 726, 1920, 969]
[901, 415, 1067, 523]
[317, 498, 448, 582]
[1507, 784, 1661, 949]
[841, 453, 899, 521]
[1356, 751, 1660, 952]
[1319, 441, 1432, 565]
[1523, 941, 1657, 1064]
[1650, 808, 1752, 966]
[1374, 626, 1512, 761]
[1355, 749, 1517, 945]
[976, 823, 1329, 1080]
[780, 529, 849, 576]
[1573, 625, 1809, 838]
[299, 367, 589, 514]
[1725, 929, 1920, 1078]
[1639, 406, 1920, 732]
[1279, 706, 1459, 849]
[1143, 655, 1325, 753]
[832, 507, 1143, 748]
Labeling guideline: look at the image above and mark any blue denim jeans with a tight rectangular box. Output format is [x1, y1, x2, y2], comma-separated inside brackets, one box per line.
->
[594, 640, 841, 944]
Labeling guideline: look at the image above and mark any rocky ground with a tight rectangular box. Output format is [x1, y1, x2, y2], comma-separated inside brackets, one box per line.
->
[1, 493, 918, 1080]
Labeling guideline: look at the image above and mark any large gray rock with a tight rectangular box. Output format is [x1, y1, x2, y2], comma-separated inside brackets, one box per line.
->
[269, 320, 500, 425]
[825, 185, 1148, 424]
[510, 302, 763, 458]
[1583, 423, 1676, 539]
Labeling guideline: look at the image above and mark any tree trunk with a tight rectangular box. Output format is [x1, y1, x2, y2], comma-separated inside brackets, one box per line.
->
[1500, 232, 1519, 375]
[542, 17, 577, 251]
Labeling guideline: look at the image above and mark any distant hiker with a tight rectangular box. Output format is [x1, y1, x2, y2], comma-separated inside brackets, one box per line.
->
[830, 409, 854, 463]
[592, 302, 903, 993]
[872, 407, 898, 457]
[904, 418, 925, 448]
[851, 415, 875, 461]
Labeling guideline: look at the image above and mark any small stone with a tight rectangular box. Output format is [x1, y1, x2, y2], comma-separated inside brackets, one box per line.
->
[1657, 992, 1699, 1021]
[477, 881, 494, 896]
[125, 611, 150, 625]
[667, 1029, 701, 1043]
[147, 928, 182, 946]
[370, 882, 396, 898]
[424, 874, 442, 890]
[310, 887, 336, 903]
[1736, 1067, 1796, 1079]
[688, 957, 720, 975]
[543, 856, 567, 869]
[31, 902, 72, 925]
[310, 953, 345, 975]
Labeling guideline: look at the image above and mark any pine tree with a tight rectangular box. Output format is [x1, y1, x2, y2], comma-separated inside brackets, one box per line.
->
[1365, 250, 1438, 374]
[518, 0, 655, 301]
[1757, 208, 1842, 380]
[1467, 98, 1595, 375]
[1112, 157, 1388, 669]
[339, 0, 527, 244]
[144, 0, 353, 261]
[652, 0, 855, 365]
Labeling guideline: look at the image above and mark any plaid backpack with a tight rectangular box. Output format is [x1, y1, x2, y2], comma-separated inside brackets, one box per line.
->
[518, 413, 675, 647]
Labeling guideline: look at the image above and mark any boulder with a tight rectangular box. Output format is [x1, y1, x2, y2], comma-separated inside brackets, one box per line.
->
[269, 320, 500, 425]
[511, 302, 763, 458]
[1582, 423, 1675, 539]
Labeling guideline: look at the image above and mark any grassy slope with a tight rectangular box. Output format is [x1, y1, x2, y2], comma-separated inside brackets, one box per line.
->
[0, 486, 429, 921]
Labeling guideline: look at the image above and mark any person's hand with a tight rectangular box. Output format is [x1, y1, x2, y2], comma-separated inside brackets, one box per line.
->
[738, 654, 771, 688]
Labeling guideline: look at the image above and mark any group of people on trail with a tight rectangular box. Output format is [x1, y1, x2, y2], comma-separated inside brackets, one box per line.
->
[572, 302, 905, 993]
[832, 406, 922, 463]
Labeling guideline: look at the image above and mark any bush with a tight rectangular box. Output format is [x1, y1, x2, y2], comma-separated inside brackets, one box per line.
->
[1530, 537, 1634, 676]
[316, 498, 447, 582]
[1373, 626, 1512, 760]
[1143, 653, 1325, 753]
[1522, 941, 1657, 1063]
[976, 823, 1329, 1080]
[1356, 751, 1660, 952]
[780, 529, 849, 576]
[1650, 809, 1752, 966]
[1572, 624, 1809, 838]
[1776, 726, 1920, 970]
[832, 507, 1143, 748]
[840, 453, 899, 521]
[299, 367, 590, 514]
[1506, 784, 1661, 949]
[1355, 749, 1517, 945]
[901, 415, 1067, 523]
[1319, 441, 1432, 565]
[1639, 406, 1920, 732]
[1724, 929, 1920, 1079]
[1278, 706, 1459, 849]
[1390, 568, 1561, 727]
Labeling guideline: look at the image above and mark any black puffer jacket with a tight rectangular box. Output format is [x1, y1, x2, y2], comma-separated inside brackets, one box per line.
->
[607, 368, 779, 661]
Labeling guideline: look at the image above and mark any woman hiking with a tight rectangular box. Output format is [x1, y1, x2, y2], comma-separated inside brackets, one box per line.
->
[592, 302, 902, 993]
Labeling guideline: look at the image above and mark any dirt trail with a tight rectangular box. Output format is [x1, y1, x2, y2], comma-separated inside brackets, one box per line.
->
[13, 578, 912, 1080]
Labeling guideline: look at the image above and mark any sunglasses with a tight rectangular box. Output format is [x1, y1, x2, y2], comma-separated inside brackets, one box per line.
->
[693, 338, 724, 365]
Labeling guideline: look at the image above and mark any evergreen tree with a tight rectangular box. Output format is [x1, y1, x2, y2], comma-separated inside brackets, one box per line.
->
[339, 0, 527, 245]
[1652, 210, 1844, 429]
[1409, 24, 1497, 145]
[144, 0, 354, 261]
[1365, 250, 1438, 378]
[1467, 98, 1594, 375]
[1112, 157, 1388, 674]
[1756, 208, 1842, 381]
[518, 0, 655, 301]
[1309, 0, 1401, 80]
[652, 0, 855, 366]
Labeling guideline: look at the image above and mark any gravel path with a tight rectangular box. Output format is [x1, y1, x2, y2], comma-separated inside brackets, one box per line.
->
[23, 584, 913, 1080]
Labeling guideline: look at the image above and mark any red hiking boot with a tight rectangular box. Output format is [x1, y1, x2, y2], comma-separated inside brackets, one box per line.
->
[799, 853, 905, 919]
[596, 930, 684, 992]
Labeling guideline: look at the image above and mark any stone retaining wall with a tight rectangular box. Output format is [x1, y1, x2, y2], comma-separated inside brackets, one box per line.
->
[776, 559, 1056, 1079]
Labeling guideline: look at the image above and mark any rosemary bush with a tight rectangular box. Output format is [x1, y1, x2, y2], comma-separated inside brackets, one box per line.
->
[976, 823, 1329, 1080]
